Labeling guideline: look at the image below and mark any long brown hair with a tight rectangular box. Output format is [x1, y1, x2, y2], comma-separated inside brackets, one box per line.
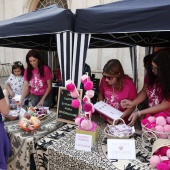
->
[103, 59, 131, 91]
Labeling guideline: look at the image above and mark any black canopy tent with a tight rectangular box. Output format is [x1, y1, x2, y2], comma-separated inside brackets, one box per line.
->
[0, 5, 83, 87]
[75, 0, 170, 48]
[74, 0, 170, 87]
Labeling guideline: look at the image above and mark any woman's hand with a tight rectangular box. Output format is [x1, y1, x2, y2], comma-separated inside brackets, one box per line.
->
[18, 100, 23, 108]
[128, 112, 138, 127]
[121, 99, 134, 109]
[37, 99, 44, 107]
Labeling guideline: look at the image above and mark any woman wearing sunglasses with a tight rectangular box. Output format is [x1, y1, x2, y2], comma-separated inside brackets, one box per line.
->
[98, 59, 137, 124]
[121, 48, 170, 126]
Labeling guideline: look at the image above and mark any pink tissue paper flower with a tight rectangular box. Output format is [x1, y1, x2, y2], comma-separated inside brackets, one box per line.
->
[84, 81, 93, 90]
[72, 99, 80, 108]
[156, 116, 167, 126]
[70, 89, 79, 98]
[66, 83, 75, 92]
[83, 103, 93, 112]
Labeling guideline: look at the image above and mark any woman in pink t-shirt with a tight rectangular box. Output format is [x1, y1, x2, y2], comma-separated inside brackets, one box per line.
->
[98, 59, 137, 124]
[19, 50, 52, 107]
[121, 48, 170, 126]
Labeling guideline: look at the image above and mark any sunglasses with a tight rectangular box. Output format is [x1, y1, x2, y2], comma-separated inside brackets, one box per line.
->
[102, 74, 115, 80]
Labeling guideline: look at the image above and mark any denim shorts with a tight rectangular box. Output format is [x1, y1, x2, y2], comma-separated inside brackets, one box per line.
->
[31, 93, 52, 107]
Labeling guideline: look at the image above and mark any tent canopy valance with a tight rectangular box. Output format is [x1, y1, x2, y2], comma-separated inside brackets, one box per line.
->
[75, 0, 170, 48]
[0, 5, 74, 51]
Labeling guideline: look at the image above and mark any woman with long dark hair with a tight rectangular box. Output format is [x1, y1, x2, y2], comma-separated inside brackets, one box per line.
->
[121, 48, 170, 126]
[19, 49, 52, 107]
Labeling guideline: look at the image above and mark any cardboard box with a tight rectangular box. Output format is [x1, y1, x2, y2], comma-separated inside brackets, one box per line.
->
[76, 126, 99, 144]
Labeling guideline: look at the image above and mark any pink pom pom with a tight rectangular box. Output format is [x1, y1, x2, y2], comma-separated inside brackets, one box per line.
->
[156, 116, 167, 126]
[159, 146, 169, 155]
[157, 162, 169, 170]
[85, 90, 94, 98]
[166, 149, 170, 158]
[166, 117, 170, 124]
[66, 83, 75, 92]
[81, 75, 90, 84]
[84, 81, 93, 90]
[155, 125, 164, 132]
[157, 112, 167, 119]
[70, 89, 79, 98]
[150, 155, 161, 168]
[81, 119, 93, 130]
[83, 103, 92, 112]
[72, 99, 80, 108]
[146, 123, 156, 130]
[156, 150, 165, 156]
[83, 96, 90, 103]
[147, 116, 156, 123]
[141, 119, 150, 125]
[164, 125, 170, 133]
[75, 117, 84, 126]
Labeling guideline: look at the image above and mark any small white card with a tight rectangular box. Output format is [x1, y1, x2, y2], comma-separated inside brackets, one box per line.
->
[75, 134, 92, 152]
[94, 101, 123, 120]
[107, 139, 136, 160]
[19, 108, 26, 119]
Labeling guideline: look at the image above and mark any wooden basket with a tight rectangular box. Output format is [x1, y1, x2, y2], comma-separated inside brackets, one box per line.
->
[142, 123, 170, 139]
[151, 139, 170, 155]
[104, 118, 134, 139]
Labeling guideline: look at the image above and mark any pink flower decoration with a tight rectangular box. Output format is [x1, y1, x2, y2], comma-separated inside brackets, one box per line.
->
[83, 95, 90, 103]
[163, 125, 170, 133]
[84, 81, 93, 90]
[72, 99, 80, 108]
[150, 155, 161, 168]
[81, 75, 90, 84]
[83, 103, 92, 112]
[75, 117, 84, 126]
[155, 125, 164, 132]
[155, 112, 167, 119]
[156, 116, 167, 126]
[70, 89, 79, 98]
[66, 83, 75, 92]
[81, 119, 93, 130]
[146, 123, 156, 130]
[166, 149, 170, 158]
[159, 146, 169, 155]
[147, 116, 156, 123]
[85, 90, 94, 98]
[141, 118, 149, 125]
[157, 162, 169, 170]
[166, 116, 170, 124]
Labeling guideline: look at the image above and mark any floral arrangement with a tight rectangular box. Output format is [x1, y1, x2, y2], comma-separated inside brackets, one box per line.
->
[65, 74, 97, 131]
[142, 112, 170, 139]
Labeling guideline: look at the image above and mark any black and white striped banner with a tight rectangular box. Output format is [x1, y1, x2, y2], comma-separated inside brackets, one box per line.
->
[56, 31, 73, 86]
[72, 33, 91, 88]
[56, 32, 91, 88]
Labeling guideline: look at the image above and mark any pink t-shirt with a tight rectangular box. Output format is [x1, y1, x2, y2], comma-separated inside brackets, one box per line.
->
[145, 76, 170, 115]
[99, 77, 137, 112]
[24, 65, 52, 96]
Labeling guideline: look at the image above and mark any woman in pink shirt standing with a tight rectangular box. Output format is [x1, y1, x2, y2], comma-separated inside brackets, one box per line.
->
[19, 50, 52, 107]
[98, 59, 137, 124]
